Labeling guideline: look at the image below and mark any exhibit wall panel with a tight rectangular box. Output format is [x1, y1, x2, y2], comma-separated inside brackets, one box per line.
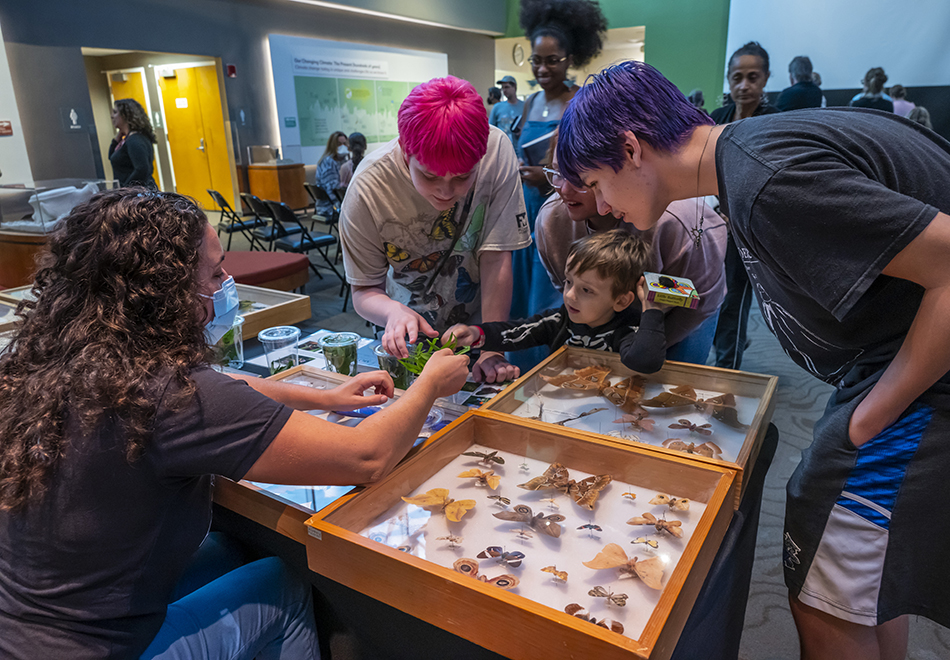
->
[0, 19, 32, 186]
[0, 0, 495, 182]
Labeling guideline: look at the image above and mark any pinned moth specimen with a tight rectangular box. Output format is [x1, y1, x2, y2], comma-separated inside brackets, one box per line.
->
[436, 535, 463, 548]
[487, 495, 510, 506]
[541, 565, 568, 582]
[583, 544, 665, 590]
[669, 419, 713, 436]
[477, 545, 525, 568]
[641, 384, 698, 409]
[588, 585, 629, 606]
[662, 438, 723, 460]
[453, 558, 519, 589]
[613, 411, 655, 432]
[541, 365, 612, 391]
[564, 603, 624, 634]
[519, 460, 530, 472]
[493, 504, 566, 538]
[401, 488, 476, 522]
[621, 492, 637, 501]
[554, 407, 608, 427]
[518, 462, 613, 511]
[650, 493, 690, 511]
[695, 393, 749, 429]
[632, 537, 659, 549]
[540, 497, 560, 509]
[627, 512, 683, 538]
[461, 449, 505, 465]
[511, 527, 534, 540]
[602, 375, 646, 413]
[458, 468, 501, 490]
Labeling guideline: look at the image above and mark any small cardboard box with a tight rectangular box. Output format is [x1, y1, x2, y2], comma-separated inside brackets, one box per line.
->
[643, 273, 700, 309]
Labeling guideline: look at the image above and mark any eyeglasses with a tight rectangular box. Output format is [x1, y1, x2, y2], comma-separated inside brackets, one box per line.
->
[543, 167, 587, 193]
[528, 55, 568, 68]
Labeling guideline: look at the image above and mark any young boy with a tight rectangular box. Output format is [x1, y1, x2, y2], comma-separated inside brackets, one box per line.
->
[443, 230, 667, 375]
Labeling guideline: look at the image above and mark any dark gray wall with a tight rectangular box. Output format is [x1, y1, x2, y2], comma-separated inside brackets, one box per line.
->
[0, 0, 496, 181]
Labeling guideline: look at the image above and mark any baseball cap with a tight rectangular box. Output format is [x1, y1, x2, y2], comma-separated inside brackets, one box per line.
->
[496, 75, 516, 85]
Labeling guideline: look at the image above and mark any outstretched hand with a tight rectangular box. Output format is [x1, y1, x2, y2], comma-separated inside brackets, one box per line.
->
[382, 308, 438, 358]
[324, 371, 394, 411]
[472, 351, 519, 383]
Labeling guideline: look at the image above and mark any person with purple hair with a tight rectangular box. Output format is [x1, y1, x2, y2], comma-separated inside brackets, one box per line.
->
[558, 59, 950, 660]
[341, 76, 529, 383]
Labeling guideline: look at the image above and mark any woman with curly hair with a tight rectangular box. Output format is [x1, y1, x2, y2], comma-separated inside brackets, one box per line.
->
[0, 188, 469, 659]
[109, 98, 158, 188]
[509, 0, 608, 371]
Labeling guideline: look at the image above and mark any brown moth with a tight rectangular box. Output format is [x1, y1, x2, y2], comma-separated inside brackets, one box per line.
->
[583, 543, 664, 589]
[627, 512, 684, 538]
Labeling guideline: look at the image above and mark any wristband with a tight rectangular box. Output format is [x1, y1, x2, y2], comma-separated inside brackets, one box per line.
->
[473, 326, 486, 349]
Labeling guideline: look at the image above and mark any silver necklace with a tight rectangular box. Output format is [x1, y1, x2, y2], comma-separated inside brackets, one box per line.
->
[690, 127, 714, 248]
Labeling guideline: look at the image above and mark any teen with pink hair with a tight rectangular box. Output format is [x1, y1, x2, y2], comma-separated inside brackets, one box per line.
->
[341, 76, 529, 383]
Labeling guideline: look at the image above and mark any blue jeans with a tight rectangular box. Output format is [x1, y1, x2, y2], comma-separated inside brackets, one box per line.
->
[666, 308, 721, 366]
[141, 533, 319, 660]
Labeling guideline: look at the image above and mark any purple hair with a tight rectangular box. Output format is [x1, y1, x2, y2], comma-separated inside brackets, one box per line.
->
[558, 61, 713, 185]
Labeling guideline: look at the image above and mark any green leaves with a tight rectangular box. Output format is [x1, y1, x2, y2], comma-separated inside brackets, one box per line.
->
[399, 334, 471, 376]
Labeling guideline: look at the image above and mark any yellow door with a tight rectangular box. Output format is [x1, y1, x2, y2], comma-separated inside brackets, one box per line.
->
[159, 65, 235, 210]
[108, 71, 160, 186]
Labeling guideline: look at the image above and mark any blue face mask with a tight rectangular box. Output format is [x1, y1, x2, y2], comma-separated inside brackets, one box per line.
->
[199, 276, 239, 345]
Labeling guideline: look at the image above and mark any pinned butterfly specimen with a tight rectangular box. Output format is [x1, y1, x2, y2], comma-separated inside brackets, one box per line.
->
[458, 468, 501, 490]
[436, 534, 463, 548]
[493, 504, 566, 538]
[650, 493, 691, 511]
[542, 565, 568, 582]
[641, 384, 699, 408]
[541, 365, 612, 392]
[461, 449, 505, 465]
[588, 585, 629, 606]
[540, 497, 560, 510]
[453, 558, 519, 589]
[487, 495, 510, 506]
[397, 544, 412, 553]
[613, 411, 655, 432]
[554, 407, 608, 427]
[519, 461, 530, 472]
[477, 546, 525, 568]
[584, 545, 664, 590]
[402, 251, 444, 274]
[662, 438, 723, 460]
[602, 376, 646, 413]
[517, 462, 613, 511]
[669, 419, 713, 436]
[578, 522, 603, 537]
[401, 488, 476, 522]
[428, 209, 459, 241]
[632, 537, 660, 549]
[627, 512, 683, 538]
[511, 527, 534, 540]
[564, 604, 624, 635]
[384, 242, 410, 262]
[622, 492, 637, 501]
[455, 267, 478, 304]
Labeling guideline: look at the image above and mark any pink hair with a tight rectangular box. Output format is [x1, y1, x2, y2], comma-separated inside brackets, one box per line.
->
[398, 76, 489, 176]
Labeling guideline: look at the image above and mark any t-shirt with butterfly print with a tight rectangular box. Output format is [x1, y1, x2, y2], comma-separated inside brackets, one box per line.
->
[339, 126, 530, 330]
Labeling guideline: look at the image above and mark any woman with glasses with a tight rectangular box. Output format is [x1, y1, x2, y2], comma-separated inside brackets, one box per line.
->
[508, 0, 607, 371]
[536, 132, 727, 365]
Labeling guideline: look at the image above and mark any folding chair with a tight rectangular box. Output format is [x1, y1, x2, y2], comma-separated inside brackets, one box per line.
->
[209, 189, 266, 251]
[265, 200, 344, 286]
[303, 182, 341, 236]
[242, 193, 302, 251]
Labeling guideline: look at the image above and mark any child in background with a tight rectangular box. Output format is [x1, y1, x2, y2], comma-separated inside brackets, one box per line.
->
[442, 230, 667, 375]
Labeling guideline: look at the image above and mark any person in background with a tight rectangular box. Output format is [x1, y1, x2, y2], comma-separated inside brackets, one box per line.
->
[316, 130, 348, 219]
[558, 59, 950, 660]
[486, 86, 502, 106]
[109, 98, 157, 189]
[687, 89, 706, 112]
[0, 188, 470, 659]
[509, 0, 608, 372]
[535, 130, 726, 365]
[908, 106, 933, 130]
[889, 85, 916, 117]
[775, 55, 822, 111]
[339, 131, 367, 189]
[711, 41, 779, 370]
[811, 71, 828, 108]
[340, 76, 529, 383]
[850, 67, 894, 112]
[488, 75, 525, 143]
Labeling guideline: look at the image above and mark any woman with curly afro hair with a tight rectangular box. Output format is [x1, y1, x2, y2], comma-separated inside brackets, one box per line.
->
[0, 188, 470, 658]
[508, 0, 608, 372]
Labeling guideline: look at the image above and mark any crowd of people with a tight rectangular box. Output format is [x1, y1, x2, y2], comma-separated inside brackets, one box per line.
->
[1, 0, 947, 657]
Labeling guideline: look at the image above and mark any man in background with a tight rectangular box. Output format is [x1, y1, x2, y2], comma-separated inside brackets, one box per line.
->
[489, 75, 525, 142]
[775, 55, 822, 111]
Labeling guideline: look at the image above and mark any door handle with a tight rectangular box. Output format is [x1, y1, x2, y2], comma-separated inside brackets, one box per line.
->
[197, 138, 205, 152]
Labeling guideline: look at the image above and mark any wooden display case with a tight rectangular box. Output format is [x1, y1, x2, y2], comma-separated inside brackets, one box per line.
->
[304, 411, 736, 660]
[233, 283, 310, 338]
[0, 285, 33, 305]
[0, 300, 18, 333]
[482, 347, 777, 507]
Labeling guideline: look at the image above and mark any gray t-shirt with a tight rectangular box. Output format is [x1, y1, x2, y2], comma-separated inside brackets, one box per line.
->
[0, 367, 292, 659]
[716, 108, 950, 383]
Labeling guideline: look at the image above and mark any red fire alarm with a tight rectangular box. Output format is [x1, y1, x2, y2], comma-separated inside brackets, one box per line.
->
[0, 120, 12, 136]
[226, 64, 237, 78]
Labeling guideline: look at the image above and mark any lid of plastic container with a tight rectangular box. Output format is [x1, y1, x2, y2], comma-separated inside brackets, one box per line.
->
[257, 326, 300, 342]
[317, 332, 361, 348]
